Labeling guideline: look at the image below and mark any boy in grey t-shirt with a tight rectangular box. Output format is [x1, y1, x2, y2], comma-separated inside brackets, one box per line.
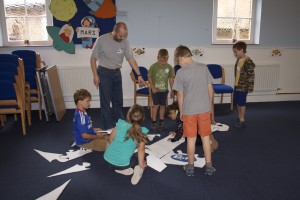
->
[173, 45, 216, 176]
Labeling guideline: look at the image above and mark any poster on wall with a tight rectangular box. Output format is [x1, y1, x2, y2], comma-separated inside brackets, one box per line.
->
[47, 0, 116, 54]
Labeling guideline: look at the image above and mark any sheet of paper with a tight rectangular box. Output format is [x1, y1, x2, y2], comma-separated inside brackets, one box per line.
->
[146, 135, 185, 158]
[97, 128, 113, 135]
[34, 148, 92, 163]
[146, 155, 167, 172]
[147, 134, 161, 141]
[48, 162, 90, 177]
[211, 123, 229, 132]
[161, 150, 205, 168]
[36, 179, 71, 200]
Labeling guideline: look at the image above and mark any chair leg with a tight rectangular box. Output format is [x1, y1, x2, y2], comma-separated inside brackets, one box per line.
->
[38, 95, 42, 120]
[220, 94, 224, 104]
[0, 115, 4, 126]
[21, 111, 26, 136]
[134, 94, 137, 104]
[26, 101, 32, 126]
[230, 93, 233, 110]
[14, 114, 18, 121]
[149, 96, 153, 119]
[211, 94, 216, 124]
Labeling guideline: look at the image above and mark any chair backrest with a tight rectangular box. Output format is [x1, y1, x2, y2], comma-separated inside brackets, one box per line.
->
[0, 72, 16, 82]
[0, 80, 16, 100]
[12, 50, 38, 70]
[174, 65, 181, 75]
[207, 64, 223, 79]
[131, 66, 148, 81]
[0, 54, 19, 66]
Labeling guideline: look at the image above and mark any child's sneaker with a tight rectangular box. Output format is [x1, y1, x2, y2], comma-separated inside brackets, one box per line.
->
[234, 120, 246, 128]
[151, 121, 160, 132]
[159, 120, 168, 130]
[115, 168, 134, 176]
[205, 163, 216, 175]
[183, 164, 194, 176]
[131, 165, 144, 185]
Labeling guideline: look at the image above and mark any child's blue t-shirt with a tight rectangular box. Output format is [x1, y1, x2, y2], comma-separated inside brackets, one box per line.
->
[104, 119, 149, 167]
[73, 108, 96, 145]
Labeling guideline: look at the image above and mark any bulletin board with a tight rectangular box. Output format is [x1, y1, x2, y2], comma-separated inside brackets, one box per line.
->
[47, 0, 116, 54]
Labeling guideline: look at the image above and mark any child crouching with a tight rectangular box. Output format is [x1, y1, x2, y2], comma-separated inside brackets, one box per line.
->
[104, 104, 148, 185]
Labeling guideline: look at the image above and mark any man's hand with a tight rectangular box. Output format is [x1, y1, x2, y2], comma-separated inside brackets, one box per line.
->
[138, 76, 145, 87]
[180, 113, 183, 121]
[93, 75, 100, 88]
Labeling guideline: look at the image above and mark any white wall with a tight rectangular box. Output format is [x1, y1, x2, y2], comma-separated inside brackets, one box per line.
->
[1, 0, 300, 109]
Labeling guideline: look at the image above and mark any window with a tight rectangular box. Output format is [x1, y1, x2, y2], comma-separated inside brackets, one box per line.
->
[212, 0, 261, 44]
[0, 0, 52, 46]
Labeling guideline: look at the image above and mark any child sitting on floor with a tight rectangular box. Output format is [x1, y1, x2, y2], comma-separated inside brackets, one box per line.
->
[104, 104, 148, 185]
[73, 89, 108, 151]
[167, 101, 219, 152]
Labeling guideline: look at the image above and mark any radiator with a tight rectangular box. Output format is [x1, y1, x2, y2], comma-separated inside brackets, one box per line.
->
[58, 64, 281, 103]
[218, 64, 280, 95]
[58, 66, 99, 99]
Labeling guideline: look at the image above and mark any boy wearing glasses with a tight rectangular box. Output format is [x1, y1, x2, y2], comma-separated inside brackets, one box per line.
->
[148, 49, 175, 132]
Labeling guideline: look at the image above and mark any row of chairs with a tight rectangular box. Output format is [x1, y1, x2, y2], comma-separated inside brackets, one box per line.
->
[0, 50, 44, 135]
[130, 64, 234, 119]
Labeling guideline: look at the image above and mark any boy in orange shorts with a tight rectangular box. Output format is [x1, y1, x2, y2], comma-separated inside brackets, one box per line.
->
[173, 45, 216, 176]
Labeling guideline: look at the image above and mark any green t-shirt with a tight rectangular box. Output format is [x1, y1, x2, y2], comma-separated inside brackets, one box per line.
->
[148, 62, 175, 92]
[104, 119, 149, 167]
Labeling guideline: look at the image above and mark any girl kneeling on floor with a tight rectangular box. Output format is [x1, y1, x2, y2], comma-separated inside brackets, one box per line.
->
[104, 104, 148, 185]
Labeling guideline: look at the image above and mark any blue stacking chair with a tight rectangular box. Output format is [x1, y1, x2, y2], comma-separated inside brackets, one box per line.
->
[0, 54, 31, 127]
[130, 66, 152, 117]
[207, 64, 234, 110]
[12, 50, 43, 120]
[0, 76, 27, 135]
[174, 64, 181, 75]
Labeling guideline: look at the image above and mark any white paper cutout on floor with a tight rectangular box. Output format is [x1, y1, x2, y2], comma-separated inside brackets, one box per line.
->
[48, 162, 91, 177]
[211, 123, 229, 132]
[146, 154, 167, 172]
[34, 148, 92, 162]
[147, 134, 161, 141]
[146, 135, 185, 158]
[161, 150, 206, 168]
[36, 179, 71, 200]
[96, 128, 113, 135]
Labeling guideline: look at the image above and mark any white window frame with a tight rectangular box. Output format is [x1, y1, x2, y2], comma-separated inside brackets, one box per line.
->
[0, 0, 53, 46]
[212, 0, 261, 44]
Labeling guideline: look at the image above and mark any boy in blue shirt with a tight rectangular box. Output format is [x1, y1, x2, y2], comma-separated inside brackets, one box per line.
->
[73, 89, 108, 151]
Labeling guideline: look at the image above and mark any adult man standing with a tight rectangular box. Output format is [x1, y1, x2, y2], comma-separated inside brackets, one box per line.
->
[90, 22, 144, 130]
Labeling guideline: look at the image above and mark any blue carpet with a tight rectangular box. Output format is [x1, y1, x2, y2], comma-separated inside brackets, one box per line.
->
[0, 101, 300, 200]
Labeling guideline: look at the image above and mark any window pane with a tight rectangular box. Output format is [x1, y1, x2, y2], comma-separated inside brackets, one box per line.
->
[26, 0, 46, 16]
[236, 18, 251, 40]
[217, 18, 234, 39]
[27, 17, 48, 41]
[4, 0, 26, 16]
[235, 0, 252, 18]
[217, 0, 235, 17]
[6, 18, 26, 40]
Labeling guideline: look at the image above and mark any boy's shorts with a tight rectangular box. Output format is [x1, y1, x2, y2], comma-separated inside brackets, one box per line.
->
[233, 90, 248, 106]
[152, 91, 168, 106]
[79, 138, 108, 152]
[183, 112, 211, 138]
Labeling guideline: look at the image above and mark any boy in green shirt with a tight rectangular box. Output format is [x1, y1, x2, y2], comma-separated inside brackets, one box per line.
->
[148, 49, 175, 131]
